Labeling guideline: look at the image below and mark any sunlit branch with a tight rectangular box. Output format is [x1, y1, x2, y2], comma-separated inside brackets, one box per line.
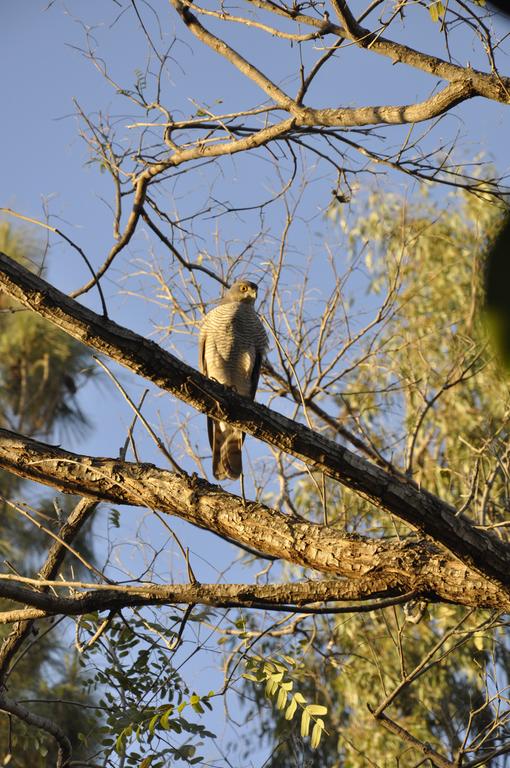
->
[1, 251, 510, 589]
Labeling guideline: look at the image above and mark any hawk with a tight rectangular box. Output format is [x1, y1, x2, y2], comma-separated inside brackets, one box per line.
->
[199, 279, 268, 480]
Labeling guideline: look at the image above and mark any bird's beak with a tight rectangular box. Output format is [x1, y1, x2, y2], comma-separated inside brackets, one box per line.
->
[249, 286, 257, 299]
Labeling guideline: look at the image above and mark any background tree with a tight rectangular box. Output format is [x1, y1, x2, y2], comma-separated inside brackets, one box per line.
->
[0, 223, 99, 766]
[1, 1, 510, 767]
[242, 187, 510, 767]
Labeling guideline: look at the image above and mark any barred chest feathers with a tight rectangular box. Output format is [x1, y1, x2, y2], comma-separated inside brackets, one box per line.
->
[200, 303, 267, 395]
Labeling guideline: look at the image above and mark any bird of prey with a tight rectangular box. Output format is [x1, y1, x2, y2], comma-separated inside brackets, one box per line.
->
[199, 279, 268, 480]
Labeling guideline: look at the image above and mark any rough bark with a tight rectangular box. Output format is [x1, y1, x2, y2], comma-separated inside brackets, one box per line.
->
[1, 252, 510, 592]
[0, 427, 508, 611]
[0, 580, 414, 620]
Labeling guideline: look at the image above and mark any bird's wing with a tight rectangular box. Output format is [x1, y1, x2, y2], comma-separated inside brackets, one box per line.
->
[250, 350, 263, 400]
[198, 327, 207, 375]
[199, 324, 216, 452]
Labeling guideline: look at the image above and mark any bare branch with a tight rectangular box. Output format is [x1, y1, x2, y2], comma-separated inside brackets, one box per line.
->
[0, 498, 98, 684]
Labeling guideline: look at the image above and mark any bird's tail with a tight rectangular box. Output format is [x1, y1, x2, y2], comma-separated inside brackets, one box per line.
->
[212, 422, 243, 480]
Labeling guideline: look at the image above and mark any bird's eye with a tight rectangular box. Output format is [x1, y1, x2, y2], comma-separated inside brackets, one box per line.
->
[240, 285, 247, 292]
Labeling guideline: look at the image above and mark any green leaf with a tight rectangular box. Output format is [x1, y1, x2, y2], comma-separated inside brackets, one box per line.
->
[242, 673, 263, 683]
[265, 678, 278, 697]
[473, 632, 485, 651]
[159, 708, 173, 730]
[276, 687, 288, 710]
[115, 732, 125, 754]
[148, 713, 160, 736]
[428, 1, 445, 21]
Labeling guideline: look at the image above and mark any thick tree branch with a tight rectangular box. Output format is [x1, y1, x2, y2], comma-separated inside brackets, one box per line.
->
[302, 81, 477, 127]
[0, 427, 509, 609]
[0, 254, 510, 584]
[170, 0, 479, 129]
[0, 580, 418, 623]
[1, 251, 510, 589]
[245, 0, 510, 104]
[0, 578, 415, 619]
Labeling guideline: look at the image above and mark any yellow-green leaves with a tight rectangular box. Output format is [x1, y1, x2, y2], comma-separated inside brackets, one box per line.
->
[300, 704, 328, 745]
[429, 0, 485, 23]
[428, 1, 445, 22]
[243, 655, 328, 749]
[311, 718, 326, 749]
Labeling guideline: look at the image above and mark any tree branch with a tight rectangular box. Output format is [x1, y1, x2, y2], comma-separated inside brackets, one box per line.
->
[0, 692, 71, 768]
[1, 251, 510, 589]
[0, 427, 509, 609]
[170, 0, 479, 128]
[245, 0, 510, 104]
[68, 117, 295, 295]
[302, 80, 477, 127]
[0, 499, 98, 683]
[370, 710, 455, 768]
[0, 582, 419, 623]
[0, 577, 415, 619]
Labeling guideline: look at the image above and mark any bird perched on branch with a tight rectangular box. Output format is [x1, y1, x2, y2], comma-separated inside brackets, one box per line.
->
[199, 279, 268, 480]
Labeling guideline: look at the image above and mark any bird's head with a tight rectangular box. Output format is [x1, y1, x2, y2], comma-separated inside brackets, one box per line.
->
[222, 280, 259, 304]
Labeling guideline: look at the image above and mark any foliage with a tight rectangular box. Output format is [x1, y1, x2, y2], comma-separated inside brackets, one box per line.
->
[0, 224, 99, 765]
[243, 654, 327, 749]
[240, 188, 510, 766]
[0, 222, 92, 438]
[78, 611, 217, 766]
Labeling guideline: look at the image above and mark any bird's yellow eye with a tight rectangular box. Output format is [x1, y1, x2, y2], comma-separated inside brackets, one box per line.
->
[240, 285, 247, 292]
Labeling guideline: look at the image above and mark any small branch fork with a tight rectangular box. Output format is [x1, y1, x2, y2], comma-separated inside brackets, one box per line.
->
[0, 498, 97, 768]
[368, 610, 481, 767]
[0, 693, 71, 768]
